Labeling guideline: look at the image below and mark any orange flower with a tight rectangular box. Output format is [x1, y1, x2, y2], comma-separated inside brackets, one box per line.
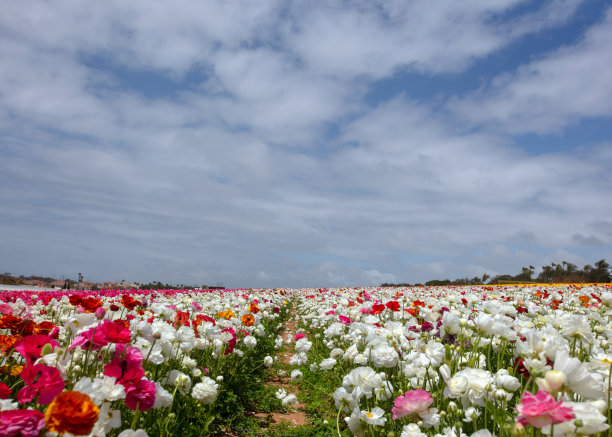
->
[0, 334, 17, 353]
[0, 364, 22, 375]
[45, 391, 99, 436]
[248, 302, 260, 314]
[241, 314, 255, 327]
[216, 309, 235, 320]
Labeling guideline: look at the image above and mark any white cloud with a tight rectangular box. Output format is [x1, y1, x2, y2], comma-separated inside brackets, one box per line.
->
[449, 7, 612, 133]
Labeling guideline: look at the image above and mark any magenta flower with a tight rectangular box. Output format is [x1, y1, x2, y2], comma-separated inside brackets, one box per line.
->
[392, 389, 434, 419]
[17, 363, 65, 405]
[98, 319, 132, 344]
[339, 315, 351, 325]
[0, 409, 45, 437]
[69, 324, 109, 351]
[516, 390, 575, 428]
[14, 335, 59, 363]
[0, 382, 11, 399]
[124, 378, 157, 411]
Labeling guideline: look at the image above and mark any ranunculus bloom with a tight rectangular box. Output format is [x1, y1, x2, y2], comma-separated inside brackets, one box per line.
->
[386, 301, 401, 311]
[70, 325, 109, 351]
[392, 389, 434, 419]
[14, 335, 59, 362]
[0, 409, 45, 437]
[370, 304, 386, 314]
[45, 391, 100, 436]
[516, 390, 575, 428]
[0, 381, 11, 399]
[98, 319, 132, 343]
[124, 378, 156, 411]
[339, 315, 351, 325]
[241, 314, 255, 327]
[18, 363, 65, 405]
[80, 297, 104, 313]
[103, 356, 145, 386]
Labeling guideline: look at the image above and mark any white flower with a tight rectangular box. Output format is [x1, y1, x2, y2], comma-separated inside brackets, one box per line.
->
[435, 427, 468, 437]
[243, 335, 257, 349]
[291, 369, 303, 382]
[118, 430, 148, 437]
[342, 366, 383, 400]
[0, 399, 18, 411]
[444, 368, 492, 407]
[191, 377, 218, 404]
[333, 387, 359, 410]
[295, 337, 312, 353]
[471, 431, 493, 437]
[73, 376, 126, 405]
[182, 356, 197, 369]
[281, 393, 298, 406]
[463, 407, 480, 423]
[536, 370, 567, 393]
[494, 369, 520, 392]
[275, 388, 287, 400]
[264, 355, 274, 367]
[553, 350, 603, 399]
[345, 408, 365, 437]
[542, 401, 608, 436]
[360, 407, 386, 426]
[289, 352, 308, 366]
[153, 382, 173, 409]
[90, 402, 121, 435]
[371, 344, 399, 368]
[320, 358, 337, 370]
[401, 423, 427, 437]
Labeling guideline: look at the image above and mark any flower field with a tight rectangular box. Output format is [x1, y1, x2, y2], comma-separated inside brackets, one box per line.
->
[1, 284, 611, 436]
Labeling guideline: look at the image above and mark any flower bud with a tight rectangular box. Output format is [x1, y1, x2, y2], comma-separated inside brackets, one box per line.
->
[41, 343, 54, 356]
[544, 370, 567, 392]
[512, 423, 526, 437]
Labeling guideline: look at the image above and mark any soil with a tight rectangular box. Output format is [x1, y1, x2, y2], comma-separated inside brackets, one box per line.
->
[252, 312, 309, 428]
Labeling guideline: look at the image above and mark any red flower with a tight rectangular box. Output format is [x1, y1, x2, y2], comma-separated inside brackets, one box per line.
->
[121, 295, 140, 310]
[370, 304, 386, 314]
[0, 409, 45, 437]
[386, 301, 400, 312]
[68, 295, 83, 306]
[80, 297, 103, 313]
[124, 378, 156, 411]
[98, 319, 132, 344]
[17, 363, 65, 405]
[14, 335, 59, 363]
[0, 381, 11, 399]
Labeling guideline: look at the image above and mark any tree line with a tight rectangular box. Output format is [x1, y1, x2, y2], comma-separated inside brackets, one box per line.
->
[381, 259, 611, 287]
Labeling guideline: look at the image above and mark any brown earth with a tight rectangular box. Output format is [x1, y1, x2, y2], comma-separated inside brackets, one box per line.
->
[252, 312, 309, 428]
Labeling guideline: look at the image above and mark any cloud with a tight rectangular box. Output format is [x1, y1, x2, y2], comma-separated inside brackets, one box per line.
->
[448, 6, 612, 133]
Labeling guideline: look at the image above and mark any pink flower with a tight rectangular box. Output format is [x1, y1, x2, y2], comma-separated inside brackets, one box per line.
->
[98, 319, 132, 344]
[17, 364, 65, 405]
[0, 382, 11, 399]
[392, 389, 434, 420]
[0, 303, 13, 315]
[69, 324, 109, 351]
[103, 356, 145, 387]
[294, 333, 305, 341]
[124, 378, 156, 411]
[0, 409, 45, 437]
[516, 390, 575, 428]
[14, 335, 59, 363]
[339, 315, 351, 325]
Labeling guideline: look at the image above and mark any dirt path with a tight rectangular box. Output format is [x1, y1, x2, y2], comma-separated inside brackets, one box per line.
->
[253, 310, 309, 428]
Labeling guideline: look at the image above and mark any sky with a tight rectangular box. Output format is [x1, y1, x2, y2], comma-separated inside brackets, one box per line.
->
[1, 0, 611, 289]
